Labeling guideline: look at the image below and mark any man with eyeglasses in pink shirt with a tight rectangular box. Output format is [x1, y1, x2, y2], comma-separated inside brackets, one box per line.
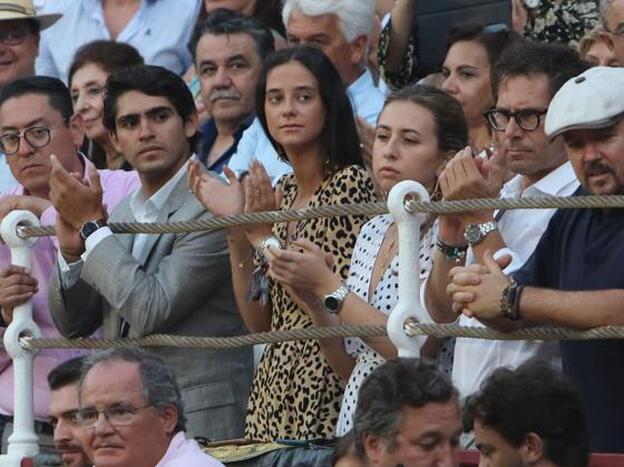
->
[0, 75, 138, 453]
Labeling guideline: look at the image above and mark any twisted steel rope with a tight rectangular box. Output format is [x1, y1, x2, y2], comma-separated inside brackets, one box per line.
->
[3, 323, 623, 352]
[16, 195, 624, 238]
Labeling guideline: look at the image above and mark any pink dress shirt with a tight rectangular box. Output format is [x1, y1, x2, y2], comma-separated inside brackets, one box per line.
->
[155, 432, 224, 467]
[0, 156, 139, 420]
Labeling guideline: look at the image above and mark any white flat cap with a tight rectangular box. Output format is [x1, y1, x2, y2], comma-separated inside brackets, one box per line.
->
[545, 66, 624, 138]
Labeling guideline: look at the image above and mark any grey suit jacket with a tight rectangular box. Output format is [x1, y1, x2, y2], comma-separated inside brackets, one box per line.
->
[49, 172, 253, 441]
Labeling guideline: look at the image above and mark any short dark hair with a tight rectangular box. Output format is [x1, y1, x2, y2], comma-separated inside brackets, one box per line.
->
[0, 76, 73, 121]
[68, 40, 144, 88]
[48, 357, 86, 391]
[256, 46, 364, 170]
[464, 360, 589, 467]
[383, 84, 468, 155]
[103, 65, 197, 144]
[188, 8, 275, 62]
[491, 40, 590, 101]
[80, 348, 187, 433]
[353, 358, 458, 456]
[447, 23, 520, 70]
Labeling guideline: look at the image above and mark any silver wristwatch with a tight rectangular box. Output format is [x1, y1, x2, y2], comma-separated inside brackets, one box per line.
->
[464, 221, 498, 247]
[323, 285, 350, 314]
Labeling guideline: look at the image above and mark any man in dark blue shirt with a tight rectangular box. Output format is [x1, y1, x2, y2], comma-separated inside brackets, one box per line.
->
[188, 9, 275, 172]
[447, 66, 624, 452]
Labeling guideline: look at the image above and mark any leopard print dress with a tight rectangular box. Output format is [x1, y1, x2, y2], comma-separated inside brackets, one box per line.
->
[245, 165, 375, 441]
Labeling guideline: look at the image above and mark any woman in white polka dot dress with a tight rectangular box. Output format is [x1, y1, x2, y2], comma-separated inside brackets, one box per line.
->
[268, 84, 469, 436]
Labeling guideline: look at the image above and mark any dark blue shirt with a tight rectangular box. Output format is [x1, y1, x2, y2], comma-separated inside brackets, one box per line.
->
[514, 187, 624, 453]
[196, 116, 253, 173]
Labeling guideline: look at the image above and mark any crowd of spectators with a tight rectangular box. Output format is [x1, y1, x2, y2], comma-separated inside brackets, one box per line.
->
[0, 0, 622, 466]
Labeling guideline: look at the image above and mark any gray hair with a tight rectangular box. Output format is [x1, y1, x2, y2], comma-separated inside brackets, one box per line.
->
[353, 358, 458, 455]
[282, 0, 375, 43]
[79, 348, 186, 433]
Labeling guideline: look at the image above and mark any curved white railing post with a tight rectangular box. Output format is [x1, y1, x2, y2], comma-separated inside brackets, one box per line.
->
[386, 181, 430, 357]
[0, 210, 41, 466]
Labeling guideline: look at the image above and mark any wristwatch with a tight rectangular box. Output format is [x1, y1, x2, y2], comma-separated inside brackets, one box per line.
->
[464, 221, 498, 247]
[79, 219, 107, 240]
[323, 285, 350, 314]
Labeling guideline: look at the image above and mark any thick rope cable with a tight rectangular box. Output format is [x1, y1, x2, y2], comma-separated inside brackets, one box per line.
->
[17, 195, 624, 238]
[4, 323, 624, 352]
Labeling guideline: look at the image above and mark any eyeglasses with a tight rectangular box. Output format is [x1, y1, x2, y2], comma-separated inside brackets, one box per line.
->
[0, 27, 29, 46]
[0, 120, 67, 155]
[76, 403, 154, 428]
[484, 108, 548, 132]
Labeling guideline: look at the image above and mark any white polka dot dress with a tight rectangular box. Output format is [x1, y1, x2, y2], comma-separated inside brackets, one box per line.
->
[335, 214, 454, 436]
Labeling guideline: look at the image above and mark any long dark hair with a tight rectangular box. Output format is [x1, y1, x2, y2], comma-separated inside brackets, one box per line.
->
[256, 46, 364, 172]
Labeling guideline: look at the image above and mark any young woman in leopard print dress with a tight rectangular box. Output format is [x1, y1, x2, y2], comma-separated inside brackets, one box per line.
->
[189, 46, 375, 440]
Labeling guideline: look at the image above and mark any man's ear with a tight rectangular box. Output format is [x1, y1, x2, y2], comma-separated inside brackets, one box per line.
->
[184, 111, 199, 139]
[158, 405, 179, 436]
[108, 129, 123, 154]
[350, 34, 369, 66]
[362, 432, 385, 463]
[69, 114, 86, 148]
[521, 432, 545, 465]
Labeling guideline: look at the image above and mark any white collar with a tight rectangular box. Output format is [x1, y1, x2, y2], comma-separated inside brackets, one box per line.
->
[130, 157, 191, 217]
[501, 161, 577, 198]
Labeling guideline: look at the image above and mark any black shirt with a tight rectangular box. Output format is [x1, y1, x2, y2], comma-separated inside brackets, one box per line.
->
[514, 187, 624, 453]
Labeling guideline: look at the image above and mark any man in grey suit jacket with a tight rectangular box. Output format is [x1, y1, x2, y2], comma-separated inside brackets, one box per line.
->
[47, 65, 253, 441]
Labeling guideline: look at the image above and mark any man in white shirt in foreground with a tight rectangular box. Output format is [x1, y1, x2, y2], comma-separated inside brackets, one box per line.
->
[76, 348, 223, 467]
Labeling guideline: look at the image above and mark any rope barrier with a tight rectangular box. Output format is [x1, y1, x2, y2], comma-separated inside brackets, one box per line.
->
[2, 323, 623, 352]
[16, 194, 624, 238]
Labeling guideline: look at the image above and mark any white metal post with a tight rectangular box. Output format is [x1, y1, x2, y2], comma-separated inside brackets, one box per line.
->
[0, 210, 41, 466]
[386, 181, 430, 357]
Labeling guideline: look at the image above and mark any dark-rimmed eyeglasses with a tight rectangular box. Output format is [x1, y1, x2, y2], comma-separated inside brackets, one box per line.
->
[76, 403, 154, 428]
[0, 27, 30, 46]
[0, 120, 67, 155]
[484, 108, 548, 132]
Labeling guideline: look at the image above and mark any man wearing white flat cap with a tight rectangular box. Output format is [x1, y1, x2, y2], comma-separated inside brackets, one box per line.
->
[446, 66, 624, 453]
[0, 0, 61, 193]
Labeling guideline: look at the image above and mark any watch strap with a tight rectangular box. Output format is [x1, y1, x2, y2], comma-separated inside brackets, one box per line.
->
[464, 221, 498, 246]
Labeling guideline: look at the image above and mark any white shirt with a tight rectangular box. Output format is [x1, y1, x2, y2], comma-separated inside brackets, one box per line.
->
[36, 0, 200, 82]
[451, 161, 580, 398]
[227, 68, 386, 182]
[59, 159, 190, 286]
[155, 432, 224, 467]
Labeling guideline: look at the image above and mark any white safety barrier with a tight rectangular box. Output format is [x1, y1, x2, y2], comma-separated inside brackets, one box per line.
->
[386, 181, 430, 357]
[0, 183, 432, 462]
[0, 211, 42, 466]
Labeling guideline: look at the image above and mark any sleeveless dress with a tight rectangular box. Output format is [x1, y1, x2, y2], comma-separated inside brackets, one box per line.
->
[245, 165, 376, 441]
[335, 214, 454, 435]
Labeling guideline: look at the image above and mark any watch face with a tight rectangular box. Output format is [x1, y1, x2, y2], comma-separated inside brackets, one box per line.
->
[80, 221, 104, 240]
[464, 226, 482, 245]
[325, 296, 339, 312]
[524, 0, 540, 8]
